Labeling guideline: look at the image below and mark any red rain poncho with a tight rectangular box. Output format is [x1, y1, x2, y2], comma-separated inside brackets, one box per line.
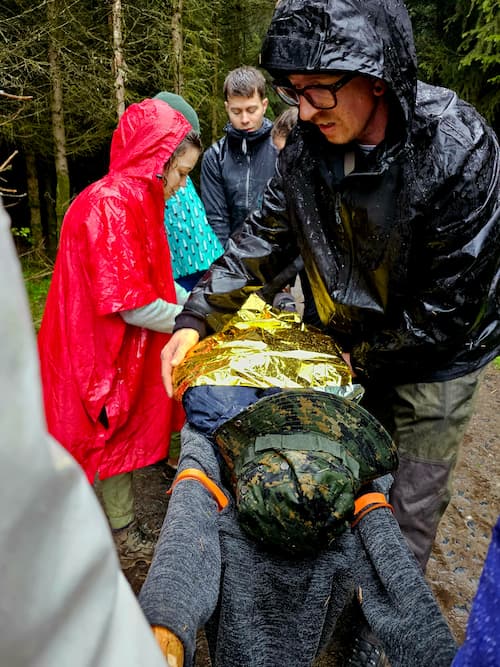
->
[38, 99, 188, 481]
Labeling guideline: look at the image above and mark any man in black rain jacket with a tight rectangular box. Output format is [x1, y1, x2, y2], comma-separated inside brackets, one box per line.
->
[162, 0, 500, 575]
[200, 66, 278, 247]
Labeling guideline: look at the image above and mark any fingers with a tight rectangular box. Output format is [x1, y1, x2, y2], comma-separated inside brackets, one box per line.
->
[151, 625, 184, 666]
[341, 351, 356, 378]
[161, 329, 200, 398]
[160, 345, 175, 398]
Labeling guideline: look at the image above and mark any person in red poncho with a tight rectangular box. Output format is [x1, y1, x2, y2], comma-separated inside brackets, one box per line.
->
[38, 97, 202, 565]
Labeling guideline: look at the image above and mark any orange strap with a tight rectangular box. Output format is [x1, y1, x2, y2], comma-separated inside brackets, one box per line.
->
[351, 492, 393, 528]
[167, 468, 229, 512]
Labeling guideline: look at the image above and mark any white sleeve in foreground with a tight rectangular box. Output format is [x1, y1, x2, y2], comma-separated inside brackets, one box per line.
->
[0, 200, 165, 667]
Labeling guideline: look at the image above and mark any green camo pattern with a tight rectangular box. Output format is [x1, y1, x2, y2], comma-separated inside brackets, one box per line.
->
[237, 448, 356, 555]
[214, 389, 397, 486]
[214, 389, 398, 556]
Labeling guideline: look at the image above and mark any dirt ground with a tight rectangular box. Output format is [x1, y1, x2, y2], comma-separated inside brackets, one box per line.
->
[114, 363, 499, 665]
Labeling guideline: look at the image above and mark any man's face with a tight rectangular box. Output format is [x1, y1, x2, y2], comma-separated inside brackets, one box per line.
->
[224, 92, 268, 132]
[287, 73, 387, 145]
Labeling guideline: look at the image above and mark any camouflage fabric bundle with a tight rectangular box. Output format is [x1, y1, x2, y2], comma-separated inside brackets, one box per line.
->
[214, 389, 398, 556]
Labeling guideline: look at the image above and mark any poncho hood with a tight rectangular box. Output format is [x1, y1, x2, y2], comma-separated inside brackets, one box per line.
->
[260, 0, 417, 132]
[109, 98, 191, 178]
[38, 97, 188, 482]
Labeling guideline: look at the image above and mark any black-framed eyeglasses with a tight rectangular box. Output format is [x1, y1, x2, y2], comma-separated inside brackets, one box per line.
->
[272, 72, 357, 110]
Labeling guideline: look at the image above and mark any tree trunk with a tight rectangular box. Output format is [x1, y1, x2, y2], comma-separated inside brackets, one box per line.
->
[111, 0, 127, 118]
[211, 21, 220, 143]
[42, 171, 58, 258]
[47, 0, 70, 237]
[171, 0, 184, 94]
[24, 151, 44, 250]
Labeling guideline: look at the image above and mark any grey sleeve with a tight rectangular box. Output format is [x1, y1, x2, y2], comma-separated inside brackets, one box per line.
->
[121, 290, 187, 332]
[352, 477, 458, 667]
[139, 426, 223, 667]
[0, 199, 165, 667]
[174, 281, 190, 305]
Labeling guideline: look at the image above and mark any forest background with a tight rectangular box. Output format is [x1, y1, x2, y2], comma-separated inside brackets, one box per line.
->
[0, 0, 499, 326]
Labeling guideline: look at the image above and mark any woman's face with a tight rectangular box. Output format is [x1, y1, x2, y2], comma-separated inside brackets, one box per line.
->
[163, 145, 200, 201]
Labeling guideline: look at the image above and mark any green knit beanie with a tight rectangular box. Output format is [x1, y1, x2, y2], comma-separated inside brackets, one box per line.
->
[154, 91, 200, 133]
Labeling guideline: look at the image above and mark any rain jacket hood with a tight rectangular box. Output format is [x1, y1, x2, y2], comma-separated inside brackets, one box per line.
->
[261, 0, 417, 143]
[38, 99, 189, 481]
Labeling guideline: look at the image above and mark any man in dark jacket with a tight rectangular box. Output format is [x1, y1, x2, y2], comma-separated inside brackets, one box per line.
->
[200, 65, 278, 247]
[161, 0, 499, 611]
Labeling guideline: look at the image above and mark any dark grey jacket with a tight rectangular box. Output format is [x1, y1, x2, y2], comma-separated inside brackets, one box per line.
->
[138, 425, 457, 667]
[200, 119, 278, 246]
[176, 0, 500, 385]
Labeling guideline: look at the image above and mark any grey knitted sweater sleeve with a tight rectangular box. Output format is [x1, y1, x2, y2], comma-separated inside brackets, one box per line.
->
[353, 477, 458, 667]
[138, 425, 225, 666]
[139, 436, 457, 667]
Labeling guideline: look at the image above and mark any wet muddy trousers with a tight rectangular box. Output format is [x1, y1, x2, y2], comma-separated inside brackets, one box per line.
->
[97, 432, 182, 530]
[362, 366, 485, 571]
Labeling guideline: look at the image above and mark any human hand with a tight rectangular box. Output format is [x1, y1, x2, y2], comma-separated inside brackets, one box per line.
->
[341, 351, 356, 378]
[161, 328, 200, 397]
[151, 625, 184, 666]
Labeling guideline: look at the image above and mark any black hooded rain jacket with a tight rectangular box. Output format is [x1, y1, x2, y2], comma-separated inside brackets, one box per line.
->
[176, 0, 500, 385]
[200, 118, 278, 247]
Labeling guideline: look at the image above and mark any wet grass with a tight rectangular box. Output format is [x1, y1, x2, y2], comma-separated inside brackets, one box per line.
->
[20, 248, 52, 332]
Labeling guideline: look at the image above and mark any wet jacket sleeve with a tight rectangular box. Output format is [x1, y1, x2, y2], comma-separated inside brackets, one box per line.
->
[351, 121, 500, 381]
[175, 164, 299, 336]
[200, 142, 232, 247]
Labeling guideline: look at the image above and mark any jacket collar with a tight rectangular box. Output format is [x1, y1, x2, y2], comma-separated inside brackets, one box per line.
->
[224, 117, 273, 151]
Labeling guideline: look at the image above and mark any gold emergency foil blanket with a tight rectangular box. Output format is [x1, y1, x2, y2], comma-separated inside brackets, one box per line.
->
[173, 294, 354, 400]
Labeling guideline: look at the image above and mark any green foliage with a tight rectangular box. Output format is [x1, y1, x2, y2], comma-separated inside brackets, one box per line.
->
[20, 249, 52, 331]
[0, 1, 52, 152]
[406, 0, 499, 128]
[457, 0, 500, 128]
[1, 0, 498, 253]
[0, 0, 116, 157]
[459, 0, 499, 80]
[11, 225, 31, 241]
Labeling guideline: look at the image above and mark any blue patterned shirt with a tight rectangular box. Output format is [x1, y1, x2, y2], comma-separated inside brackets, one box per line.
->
[164, 177, 224, 280]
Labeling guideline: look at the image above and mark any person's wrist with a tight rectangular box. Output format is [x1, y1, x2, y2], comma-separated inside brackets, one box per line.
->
[173, 313, 207, 338]
[351, 491, 393, 528]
